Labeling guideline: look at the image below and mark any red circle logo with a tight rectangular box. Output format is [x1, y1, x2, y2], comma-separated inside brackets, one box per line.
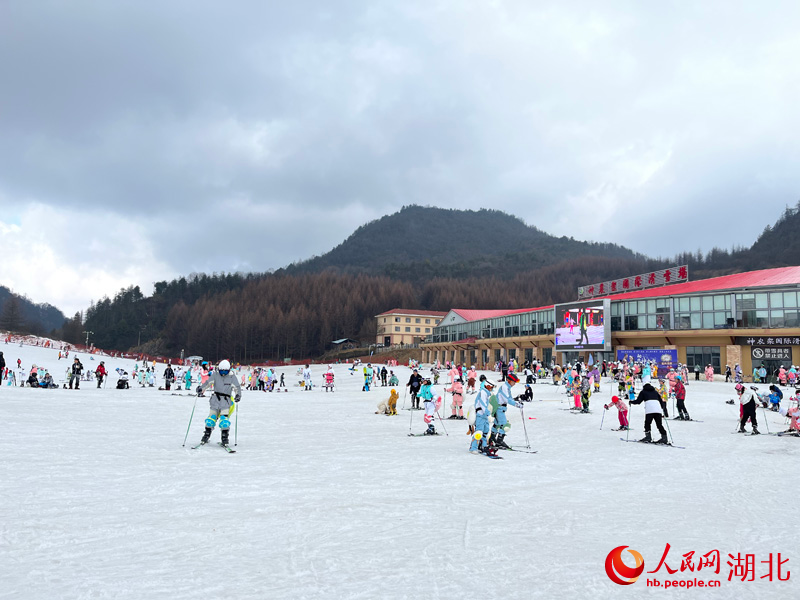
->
[605, 545, 645, 585]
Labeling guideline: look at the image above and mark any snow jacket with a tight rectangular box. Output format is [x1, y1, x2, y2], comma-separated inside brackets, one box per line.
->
[446, 381, 464, 397]
[608, 397, 628, 412]
[475, 387, 492, 414]
[164, 366, 175, 381]
[407, 373, 423, 391]
[631, 384, 663, 415]
[674, 380, 686, 401]
[496, 381, 520, 407]
[200, 369, 243, 404]
[738, 388, 756, 406]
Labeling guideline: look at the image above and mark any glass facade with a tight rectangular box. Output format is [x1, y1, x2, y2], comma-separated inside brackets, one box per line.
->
[424, 287, 800, 348]
[685, 346, 721, 373]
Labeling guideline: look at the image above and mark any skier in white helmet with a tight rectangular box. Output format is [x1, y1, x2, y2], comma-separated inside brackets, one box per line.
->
[197, 359, 242, 447]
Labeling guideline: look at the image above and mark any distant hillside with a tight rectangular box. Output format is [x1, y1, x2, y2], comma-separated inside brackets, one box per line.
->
[0, 286, 66, 335]
[281, 206, 644, 281]
[75, 203, 800, 361]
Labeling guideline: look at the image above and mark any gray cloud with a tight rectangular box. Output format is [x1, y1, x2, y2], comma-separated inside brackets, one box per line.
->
[1, 0, 799, 312]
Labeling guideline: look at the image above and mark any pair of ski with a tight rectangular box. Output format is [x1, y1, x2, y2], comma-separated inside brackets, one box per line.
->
[620, 437, 685, 449]
[191, 441, 236, 453]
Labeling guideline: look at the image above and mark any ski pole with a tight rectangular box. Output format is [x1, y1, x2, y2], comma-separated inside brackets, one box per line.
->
[402, 386, 407, 410]
[409, 395, 414, 434]
[663, 414, 674, 445]
[520, 404, 531, 448]
[761, 404, 771, 434]
[182, 394, 199, 447]
[435, 409, 449, 436]
[599, 405, 606, 430]
[626, 403, 632, 442]
[235, 402, 239, 446]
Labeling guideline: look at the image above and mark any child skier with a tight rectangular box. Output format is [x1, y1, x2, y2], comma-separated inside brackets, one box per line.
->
[768, 385, 783, 411]
[446, 377, 465, 419]
[736, 383, 759, 435]
[388, 371, 399, 386]
[419, 379, 440, 435]
[324, 370, 335, 392]
[580, 374, 591, 413]
[466, 366, 477, 393]
[376, 389, 398, 415]
[658, 378, 669, 418]
[674, 376, 690, 420]
[515, 384, 533, 403]
[492, 372, 523, 448]
[604, 395, 629, 430]
[196, 360, 242, 447]
[469, 379, 497, 454]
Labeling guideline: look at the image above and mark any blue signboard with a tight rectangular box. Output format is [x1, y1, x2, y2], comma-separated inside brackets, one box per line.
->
[616, 349, 679, 372]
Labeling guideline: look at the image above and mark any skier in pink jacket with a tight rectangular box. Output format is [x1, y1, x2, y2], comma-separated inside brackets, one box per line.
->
[466, 366, 478, 393]
[605, 395, 629, 430]
[446, 378, 465, 419]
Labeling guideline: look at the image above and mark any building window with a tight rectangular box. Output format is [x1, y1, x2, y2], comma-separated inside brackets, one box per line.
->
[406, 318, 411, 323]
[415, 318, 421, 323]
[425, 319, 430, 324]
[685, 346, 720, 373]
[394, 327, 400, 332]
[405, 327, 411, 332]
[425, 328, 430, 333]
[415, 327, 421, 333]
[395, 317, 401, 323]
[435, 320, 440, 325]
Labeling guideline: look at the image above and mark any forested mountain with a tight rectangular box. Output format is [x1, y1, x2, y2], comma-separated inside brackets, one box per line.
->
[64, 202, 800, 362]
[0, 286, 66, 335]
[282, 205, 643, 281]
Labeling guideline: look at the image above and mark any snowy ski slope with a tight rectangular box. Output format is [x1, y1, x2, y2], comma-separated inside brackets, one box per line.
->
[1, 343, 798, 599]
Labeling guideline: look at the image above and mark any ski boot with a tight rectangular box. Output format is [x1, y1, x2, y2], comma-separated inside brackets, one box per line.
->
[221, 429, 231, 445]
[737, 425, 746, 433]
[496, 434, 511, 449]
[481, 443, 499, 457]
[638, 432, 652, 443]
[201, 427, 212, 444]
[655, 433, 669, 444]
[684, 413, 691, 421]
[751, 427, 760, 435]
[424, 425, 436, 436]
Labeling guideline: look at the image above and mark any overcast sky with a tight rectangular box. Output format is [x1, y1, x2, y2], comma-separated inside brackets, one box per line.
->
[1, 1, 799, 315]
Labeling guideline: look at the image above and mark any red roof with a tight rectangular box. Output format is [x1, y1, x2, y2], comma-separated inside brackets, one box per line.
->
[596, 266, 800, 302]
[452, 305, 554, 323]
[375, 308, 448, 317]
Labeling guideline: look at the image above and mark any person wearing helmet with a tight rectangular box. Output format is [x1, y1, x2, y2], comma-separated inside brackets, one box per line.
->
[630, 383, 668, 444]
[492, 372, 523, 448]
[604, 395, 629, 431]
[418, 379, 440, 435]
[95, 360, 107, 388]
[196, 359, 242, 447]
[470, 378, 497, 455]
[303, 364, 313, 391]
[736, 383, 759, 434]
[515, 383, 533, 403]
[466, 366, 477, 393]
[674, 376, 690, 420]
[446, 377, 465, 419]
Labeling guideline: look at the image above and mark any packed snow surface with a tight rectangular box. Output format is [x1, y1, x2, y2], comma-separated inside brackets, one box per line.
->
[1, 343, 798, 599]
